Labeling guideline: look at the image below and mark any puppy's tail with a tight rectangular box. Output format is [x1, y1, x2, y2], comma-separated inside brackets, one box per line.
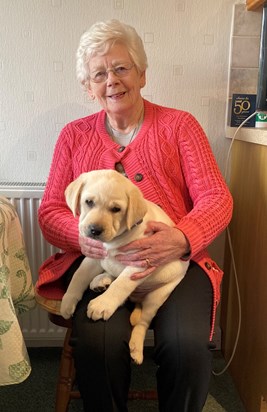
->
[130, 304, 142, 326]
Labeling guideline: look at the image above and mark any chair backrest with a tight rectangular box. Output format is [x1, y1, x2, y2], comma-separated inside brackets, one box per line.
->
[35, 286, 62, 315]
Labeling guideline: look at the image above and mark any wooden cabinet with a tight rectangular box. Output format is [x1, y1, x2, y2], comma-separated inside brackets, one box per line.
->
[246, 0, 264, 10]
[221, 139, 267, 412]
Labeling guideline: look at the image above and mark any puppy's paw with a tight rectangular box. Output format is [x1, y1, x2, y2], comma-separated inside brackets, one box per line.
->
[129, 325, 146, 364]
[90, 273, 114, 292]
[129, 339, 144, 365]
[87, 295, 117, 321]
[60, 293, 79, 319]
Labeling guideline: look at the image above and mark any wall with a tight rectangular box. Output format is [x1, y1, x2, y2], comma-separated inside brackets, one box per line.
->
[227, 2, 262, 125]
[0, 0, 245, 265]
[229, 3, 262, 97]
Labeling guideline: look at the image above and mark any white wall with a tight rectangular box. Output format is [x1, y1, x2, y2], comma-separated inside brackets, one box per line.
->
[0, 0, 245, 262]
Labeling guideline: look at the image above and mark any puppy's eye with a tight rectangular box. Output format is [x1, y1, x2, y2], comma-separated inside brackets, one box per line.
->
[86, 199, 94, 208]
[110, 206, 121, 213]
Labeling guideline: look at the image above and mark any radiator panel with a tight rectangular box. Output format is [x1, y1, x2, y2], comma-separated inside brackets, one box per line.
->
[0, 184, 65, 346]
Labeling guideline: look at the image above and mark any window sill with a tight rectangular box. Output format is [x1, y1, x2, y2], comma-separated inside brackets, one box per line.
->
[226, 126, 267, 146]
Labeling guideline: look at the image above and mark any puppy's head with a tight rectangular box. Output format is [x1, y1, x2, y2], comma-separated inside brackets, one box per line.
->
[65, 170, 147, 242]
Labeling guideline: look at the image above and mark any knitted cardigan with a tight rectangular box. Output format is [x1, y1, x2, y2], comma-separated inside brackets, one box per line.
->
[37, 99, 233, 337]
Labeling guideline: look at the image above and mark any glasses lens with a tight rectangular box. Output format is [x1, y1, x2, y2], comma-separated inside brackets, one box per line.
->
[114, 64, 133, 77]
[90, 64, 134, 83]
[91, 71, 106, 83]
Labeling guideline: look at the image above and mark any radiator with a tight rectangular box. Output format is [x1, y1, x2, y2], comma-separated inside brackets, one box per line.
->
[0, 183, 65, 346]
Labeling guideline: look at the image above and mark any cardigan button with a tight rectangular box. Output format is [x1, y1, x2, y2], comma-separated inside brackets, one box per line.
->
[115, 162, 125, 174]
[134, 173, 143, 182]
[118, 146, 125, 152]
[205, 262, 212, 270]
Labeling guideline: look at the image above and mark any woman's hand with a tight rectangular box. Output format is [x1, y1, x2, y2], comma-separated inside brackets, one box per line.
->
[79, 235, 108, 259]
[116, 221, 190, 280]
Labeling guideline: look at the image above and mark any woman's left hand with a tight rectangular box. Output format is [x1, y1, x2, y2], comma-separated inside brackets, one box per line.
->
[116, 221, 190, 280]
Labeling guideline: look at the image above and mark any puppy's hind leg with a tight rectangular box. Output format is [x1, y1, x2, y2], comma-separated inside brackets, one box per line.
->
[129, 282, 180, 364]
[129, 322, 148, 365]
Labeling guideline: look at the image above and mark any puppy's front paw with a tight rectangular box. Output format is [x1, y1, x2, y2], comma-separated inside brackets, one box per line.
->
[90, 273, 113, 292]
[60, 293, 79, 319]
[87, 295, 117, 321]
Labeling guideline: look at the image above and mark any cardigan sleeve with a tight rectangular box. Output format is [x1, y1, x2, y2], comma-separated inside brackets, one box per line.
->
[38, 126, 80, 252]
[175, 112, 233, 258]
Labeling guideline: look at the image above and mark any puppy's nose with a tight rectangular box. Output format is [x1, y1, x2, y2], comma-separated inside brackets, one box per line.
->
[88, 224, 103, 238]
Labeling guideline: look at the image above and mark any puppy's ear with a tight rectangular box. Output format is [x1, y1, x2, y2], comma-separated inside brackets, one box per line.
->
[65, 175, 85, 216]
[126, 187, 147, 229]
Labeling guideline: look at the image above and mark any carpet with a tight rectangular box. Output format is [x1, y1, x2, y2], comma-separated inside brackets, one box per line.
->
[0, 347, 245, 412]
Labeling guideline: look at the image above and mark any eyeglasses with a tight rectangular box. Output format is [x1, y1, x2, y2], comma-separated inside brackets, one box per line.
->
[89, 63, 135, 83]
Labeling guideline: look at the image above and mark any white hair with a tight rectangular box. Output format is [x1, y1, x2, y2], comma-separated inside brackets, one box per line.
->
[76, 19, 148, 89]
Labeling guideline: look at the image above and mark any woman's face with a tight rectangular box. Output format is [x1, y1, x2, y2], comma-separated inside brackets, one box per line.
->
[87, 43, 146, 117]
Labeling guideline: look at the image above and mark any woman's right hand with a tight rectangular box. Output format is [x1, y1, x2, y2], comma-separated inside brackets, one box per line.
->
[79, 235, 108, 259]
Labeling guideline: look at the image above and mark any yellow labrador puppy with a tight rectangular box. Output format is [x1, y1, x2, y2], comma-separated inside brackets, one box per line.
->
[60, 170, 189, 364]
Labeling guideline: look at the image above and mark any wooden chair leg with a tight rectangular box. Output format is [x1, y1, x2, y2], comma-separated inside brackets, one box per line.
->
[55, 328, 79, 412]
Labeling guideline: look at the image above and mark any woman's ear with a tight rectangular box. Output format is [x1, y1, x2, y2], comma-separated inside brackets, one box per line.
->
[140, 71, 146, 89]
[87, 87, 95, 100]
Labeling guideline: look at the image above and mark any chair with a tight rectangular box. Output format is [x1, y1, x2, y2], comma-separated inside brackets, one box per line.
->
[35, 289, 157, 412]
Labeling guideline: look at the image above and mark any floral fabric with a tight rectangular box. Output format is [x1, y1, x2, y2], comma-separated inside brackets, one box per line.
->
[0, 196, 35, 385]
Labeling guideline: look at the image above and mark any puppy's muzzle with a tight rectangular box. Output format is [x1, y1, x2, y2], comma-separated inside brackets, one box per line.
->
[86, 224, 104, 239]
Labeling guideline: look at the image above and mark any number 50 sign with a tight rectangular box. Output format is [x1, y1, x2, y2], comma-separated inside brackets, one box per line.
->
[230, 94, 256, 127]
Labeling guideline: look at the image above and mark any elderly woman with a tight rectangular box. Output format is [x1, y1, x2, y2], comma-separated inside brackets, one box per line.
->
[37, 20, 233, 412]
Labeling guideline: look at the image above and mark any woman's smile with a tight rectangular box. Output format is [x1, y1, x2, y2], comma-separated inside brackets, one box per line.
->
[107, 91, 127, 100]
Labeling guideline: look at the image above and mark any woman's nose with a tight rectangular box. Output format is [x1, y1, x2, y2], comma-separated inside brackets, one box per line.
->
[106, 70, 120, 85]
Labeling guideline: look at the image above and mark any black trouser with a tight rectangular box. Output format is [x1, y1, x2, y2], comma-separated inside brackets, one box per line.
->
[67, 260, 214, 412]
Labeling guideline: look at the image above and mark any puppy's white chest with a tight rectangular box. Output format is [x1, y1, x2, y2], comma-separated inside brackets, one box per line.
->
[101, 256, 125, 278]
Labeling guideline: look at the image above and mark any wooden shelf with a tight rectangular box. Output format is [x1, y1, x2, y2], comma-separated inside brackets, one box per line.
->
[246, 0, 264, 10]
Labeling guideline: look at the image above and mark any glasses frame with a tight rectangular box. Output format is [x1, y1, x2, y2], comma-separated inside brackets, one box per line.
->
[89, 63, 135, 83]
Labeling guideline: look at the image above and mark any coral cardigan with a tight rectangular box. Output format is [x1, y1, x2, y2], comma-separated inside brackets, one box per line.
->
[37, 99, 233, 336]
